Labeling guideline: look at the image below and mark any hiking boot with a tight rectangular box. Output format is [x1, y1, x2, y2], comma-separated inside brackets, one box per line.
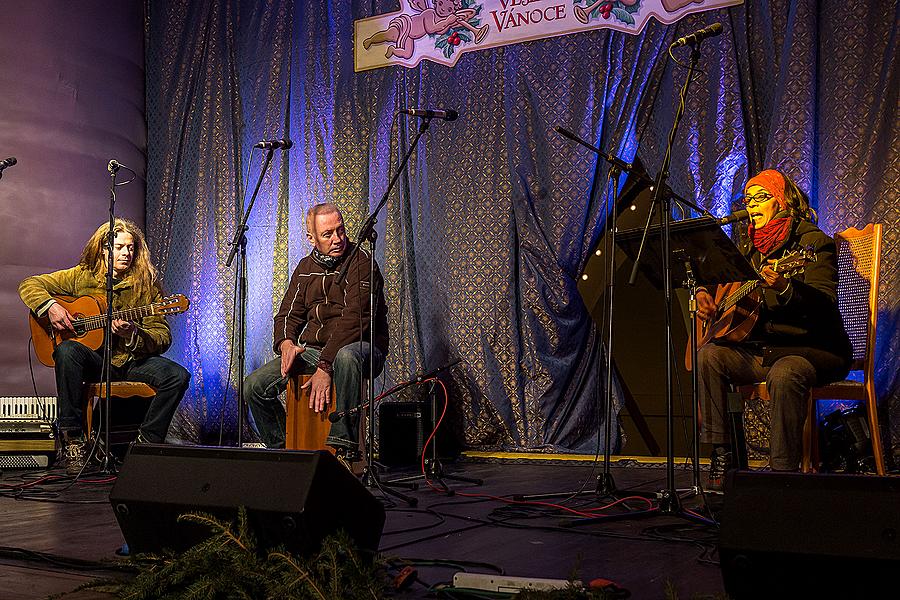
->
[332, 446, 362, 474]
[61, 437, 87, 475]
[706, 446, 733, 493]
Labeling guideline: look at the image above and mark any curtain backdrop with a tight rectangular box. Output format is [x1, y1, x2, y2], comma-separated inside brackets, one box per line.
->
[145, 0, 899, 456]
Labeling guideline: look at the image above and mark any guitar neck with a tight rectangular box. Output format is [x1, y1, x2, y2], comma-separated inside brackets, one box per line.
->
[720, 280, 762, 311]
[75, 305, 155, 332]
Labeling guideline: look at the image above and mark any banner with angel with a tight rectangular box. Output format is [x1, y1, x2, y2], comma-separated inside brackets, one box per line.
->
[354, 0, 742, 72]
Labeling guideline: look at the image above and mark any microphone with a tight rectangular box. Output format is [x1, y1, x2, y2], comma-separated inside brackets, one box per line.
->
[671, 23, 723, 48]
[329, 407, 355, 423]
[107, 159, 122, 174]
[398, 108, 459, 121]
[254, 138, 293, 150]
[0, 157, 16, 173]
[717, 209, 749, 225]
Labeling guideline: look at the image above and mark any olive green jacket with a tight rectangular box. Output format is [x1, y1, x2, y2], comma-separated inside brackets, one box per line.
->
[19, 265, 171, 367]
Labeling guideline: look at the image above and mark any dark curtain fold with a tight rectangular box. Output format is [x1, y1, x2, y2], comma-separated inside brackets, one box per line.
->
[145, 0, 899, 454]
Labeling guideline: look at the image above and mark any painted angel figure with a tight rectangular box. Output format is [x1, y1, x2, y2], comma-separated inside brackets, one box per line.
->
[364, 0, 484, 59]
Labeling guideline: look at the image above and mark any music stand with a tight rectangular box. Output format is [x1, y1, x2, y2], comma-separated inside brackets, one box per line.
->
[614, 217, 758, 503]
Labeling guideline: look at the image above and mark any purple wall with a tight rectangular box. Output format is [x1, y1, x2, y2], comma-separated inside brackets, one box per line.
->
[0, 2, 145, 395]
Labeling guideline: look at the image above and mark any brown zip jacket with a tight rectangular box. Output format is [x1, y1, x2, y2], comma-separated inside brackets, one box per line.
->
[273, 243, 389, 365]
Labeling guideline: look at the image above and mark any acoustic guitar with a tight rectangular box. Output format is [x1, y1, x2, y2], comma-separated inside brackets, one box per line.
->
[29, 294, 190, 367]
[685, 248, 815, 371]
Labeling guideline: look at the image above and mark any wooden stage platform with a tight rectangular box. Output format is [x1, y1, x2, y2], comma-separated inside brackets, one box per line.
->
[0, 450, 732, 599]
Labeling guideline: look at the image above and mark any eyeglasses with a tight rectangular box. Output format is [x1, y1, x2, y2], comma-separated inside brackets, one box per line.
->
[742, 192, 775, 206]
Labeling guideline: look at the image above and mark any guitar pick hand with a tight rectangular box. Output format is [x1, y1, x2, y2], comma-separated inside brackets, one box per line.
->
[47, 302, 75, 333]
[696, 288, 717, 321]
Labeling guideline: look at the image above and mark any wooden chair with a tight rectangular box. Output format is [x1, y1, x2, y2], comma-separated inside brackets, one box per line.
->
[83, 381, 156, 442]
[741, 224, 885, 474]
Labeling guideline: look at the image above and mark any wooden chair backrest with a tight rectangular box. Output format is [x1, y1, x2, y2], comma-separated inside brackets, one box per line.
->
[833, 224, 882, 374]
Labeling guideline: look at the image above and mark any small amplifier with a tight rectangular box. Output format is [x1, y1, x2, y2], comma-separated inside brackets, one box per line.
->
[0, 454, 51, 469]
[378, 401, 429, 466]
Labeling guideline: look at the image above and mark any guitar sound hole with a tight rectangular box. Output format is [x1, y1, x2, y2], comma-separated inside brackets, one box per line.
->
[72, 315, 86, 336]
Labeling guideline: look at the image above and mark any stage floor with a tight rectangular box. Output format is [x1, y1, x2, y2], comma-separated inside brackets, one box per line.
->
[0, 453, 727, 599]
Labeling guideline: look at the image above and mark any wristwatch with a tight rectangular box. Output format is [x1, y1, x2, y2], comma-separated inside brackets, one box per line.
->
[316, 359, 334, 375]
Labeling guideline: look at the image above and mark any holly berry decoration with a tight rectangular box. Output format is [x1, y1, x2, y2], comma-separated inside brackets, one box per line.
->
[448, 32, 461, 46]
[600, 2, 613, 18]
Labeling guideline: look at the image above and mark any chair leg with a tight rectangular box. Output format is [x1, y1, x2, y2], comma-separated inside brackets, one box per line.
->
[801, 395, 816, 473]
[83, 389, 95, 442]
[864, 383, 887, 475]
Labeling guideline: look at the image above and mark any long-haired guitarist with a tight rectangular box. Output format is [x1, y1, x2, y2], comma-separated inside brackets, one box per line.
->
[696, 170, 852, 491]
[18, 218, 189, 472]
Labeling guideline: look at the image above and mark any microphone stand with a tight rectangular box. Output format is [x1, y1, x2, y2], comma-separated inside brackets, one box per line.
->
[555, 128, 642, 496]
[614, 40, 709, 521]
[98, 166, 118, 474]
[334, 115, 442, 507]
[517, 130, 657, 509]
[226, 147, 276, 447]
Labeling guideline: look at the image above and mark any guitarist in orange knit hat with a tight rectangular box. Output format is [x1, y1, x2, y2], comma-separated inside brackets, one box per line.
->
[19, 219, 189, 473]
[696, 170, 851, 491]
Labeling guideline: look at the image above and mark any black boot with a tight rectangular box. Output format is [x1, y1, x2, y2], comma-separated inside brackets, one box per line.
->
[707, 445, 733, 493]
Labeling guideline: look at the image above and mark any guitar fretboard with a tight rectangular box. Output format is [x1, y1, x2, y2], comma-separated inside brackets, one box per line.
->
[718, 252, 809, 313]
[720, 280, 761, 312]
[74, 305, 157, 332]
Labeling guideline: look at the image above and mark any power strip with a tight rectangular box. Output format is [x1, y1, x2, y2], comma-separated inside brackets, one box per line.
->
[452, 573, 582, 593]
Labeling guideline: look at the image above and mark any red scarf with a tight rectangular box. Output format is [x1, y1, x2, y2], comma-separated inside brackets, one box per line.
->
[749, 217, 793, 256]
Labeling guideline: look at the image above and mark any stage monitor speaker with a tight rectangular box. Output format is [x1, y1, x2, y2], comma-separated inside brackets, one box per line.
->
[109, 444, 385, 556]
[719, 470, 900, 599]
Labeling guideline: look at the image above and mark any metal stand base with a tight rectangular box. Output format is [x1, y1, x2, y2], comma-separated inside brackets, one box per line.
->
[361, 465, 419, 506]
[388, 458, 484, 495]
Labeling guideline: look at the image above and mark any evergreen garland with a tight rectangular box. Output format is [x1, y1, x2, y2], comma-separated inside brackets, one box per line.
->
[74, 507, 386, 600]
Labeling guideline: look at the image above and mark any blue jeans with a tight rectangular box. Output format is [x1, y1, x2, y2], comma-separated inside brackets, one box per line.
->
[243, 342, 384, 449]
[53, 340, 190, 443]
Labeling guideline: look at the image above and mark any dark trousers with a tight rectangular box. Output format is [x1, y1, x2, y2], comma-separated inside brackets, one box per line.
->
[698, 343, 816, 471]
[243, 342, 384, 450]
[53, 340, 190, 443]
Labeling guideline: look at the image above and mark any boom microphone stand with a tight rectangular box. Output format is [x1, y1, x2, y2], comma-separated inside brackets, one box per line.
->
[525, 37, 719, 525]
[556, 127, 645, 497]
[336, 112, 454, 506]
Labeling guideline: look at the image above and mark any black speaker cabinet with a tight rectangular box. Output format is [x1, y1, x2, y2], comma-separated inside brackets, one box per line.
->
[719, 470, 900, 599]
[109, 445, 385, 556]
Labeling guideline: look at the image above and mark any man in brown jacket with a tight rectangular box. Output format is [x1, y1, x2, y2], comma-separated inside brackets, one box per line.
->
[19, 219, 189, 472]
[243, 203, 389, 458]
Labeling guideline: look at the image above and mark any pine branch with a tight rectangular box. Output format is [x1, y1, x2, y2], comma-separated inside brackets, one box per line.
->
[269, 551, 327, 600]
